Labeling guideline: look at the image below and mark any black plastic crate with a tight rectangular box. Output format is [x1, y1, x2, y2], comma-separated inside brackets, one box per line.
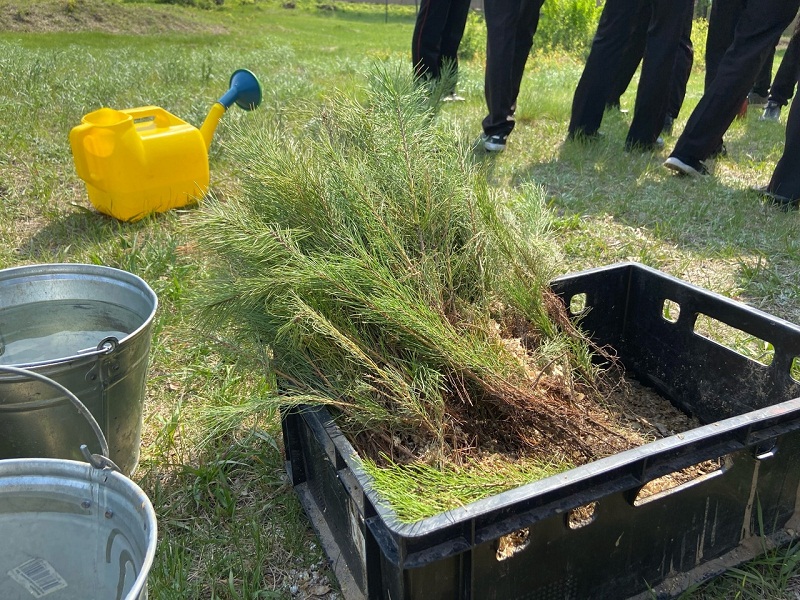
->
[281, 262, 800, 599]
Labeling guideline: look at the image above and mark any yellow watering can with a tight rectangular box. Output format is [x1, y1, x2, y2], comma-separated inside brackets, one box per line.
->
[69, 69, 262, 222]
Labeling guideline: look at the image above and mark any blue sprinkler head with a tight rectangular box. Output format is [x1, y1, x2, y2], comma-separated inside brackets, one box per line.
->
[218, 69, 262, 111]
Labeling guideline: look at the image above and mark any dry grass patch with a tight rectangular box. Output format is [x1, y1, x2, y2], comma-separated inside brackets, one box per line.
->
[0, 0, 227, 34]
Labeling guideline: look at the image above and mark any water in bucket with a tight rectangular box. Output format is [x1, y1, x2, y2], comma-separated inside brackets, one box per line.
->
[0, 458, 157, 600]
[0, 299, 135, 366]
[0, 264, 158, 475]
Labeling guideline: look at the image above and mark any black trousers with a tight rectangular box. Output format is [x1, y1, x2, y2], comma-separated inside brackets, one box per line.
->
[704, 0, 748, 90]
[769, 82, 800, 199]
[753, 46, 775, 97]
[753, 24, 800, 103]
[606, 2, 649, 108]
[672, 0, 800, 164]
[769, 29, 800, 105]
[482, 0, 545, 137]
[569, 0, 691, 146]
[606, 2, 694, 120]
[412, 0, 473, 86]
[667, 6, 695, 120]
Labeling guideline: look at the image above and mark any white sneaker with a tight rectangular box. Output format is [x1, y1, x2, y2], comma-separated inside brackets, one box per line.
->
[664, 156, 708, 177]
[443, 93, 465, 102]
[760, 101, 781, 121]
[481, 133, 507, 152]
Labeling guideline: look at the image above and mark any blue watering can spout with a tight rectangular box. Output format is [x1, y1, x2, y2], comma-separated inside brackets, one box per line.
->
[218, 69, 262, 111]
[200, 68, 263, 149]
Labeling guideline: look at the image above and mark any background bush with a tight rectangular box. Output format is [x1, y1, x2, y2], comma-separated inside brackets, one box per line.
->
[460, 0, 600, 59]
[457, 10, 486, 63]
[537, 0, 601, 54]
[691, 17, 709, 72]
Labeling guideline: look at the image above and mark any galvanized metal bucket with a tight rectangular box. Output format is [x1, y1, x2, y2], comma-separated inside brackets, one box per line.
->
[0, 264, 158, 475]
[0, 457, 157, 600]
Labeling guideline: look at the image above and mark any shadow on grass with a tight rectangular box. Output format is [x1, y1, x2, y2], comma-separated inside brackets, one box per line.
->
[19, 205, 197, 280]
[489, 119, 800, 321]
[21, 209, 125, 259]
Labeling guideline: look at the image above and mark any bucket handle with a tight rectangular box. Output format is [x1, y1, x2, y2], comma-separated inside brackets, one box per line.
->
[8, 336, 119, 370]
[0, 364, 121, 472]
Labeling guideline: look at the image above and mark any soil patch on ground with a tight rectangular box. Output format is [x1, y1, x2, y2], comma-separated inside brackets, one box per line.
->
[0, 0, 227, 35]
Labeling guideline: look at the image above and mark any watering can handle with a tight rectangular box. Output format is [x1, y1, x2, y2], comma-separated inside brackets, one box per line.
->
[69, 123, 95, 183]
[121, 106, 174, 128]
[0, 364, 116, 469]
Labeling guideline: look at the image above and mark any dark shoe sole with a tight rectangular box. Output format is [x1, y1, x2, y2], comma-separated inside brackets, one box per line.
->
[751, 185, 799, 211]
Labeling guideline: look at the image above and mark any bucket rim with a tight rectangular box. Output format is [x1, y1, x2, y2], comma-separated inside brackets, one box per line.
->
[0, 262, 158, 369]
[0, 457, 158, 600]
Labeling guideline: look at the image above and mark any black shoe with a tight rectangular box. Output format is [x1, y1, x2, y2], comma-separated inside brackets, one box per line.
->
[747, 91, 769, 106]
[664, 155, 709, 177]
[624, 137, 664, 152]
[760, 101, 781, 122]
[480, 133, 507, 152]
[751, 184, 799, 211]
[709, 142, 727, 159]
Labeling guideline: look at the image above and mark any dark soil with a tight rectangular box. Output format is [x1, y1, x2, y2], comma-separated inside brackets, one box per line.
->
[349, 292, 720, 500]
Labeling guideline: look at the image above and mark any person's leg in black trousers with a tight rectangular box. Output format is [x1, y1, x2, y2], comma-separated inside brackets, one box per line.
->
[768, 29, 800, 106]
[506, 0, 544, 117]
[750, 47, 775, 99]
[767, 91, 800, 204]
[412, 0, 472, 86]
[482, 0, 545, 146]
[704, 0, 747, 90]
[664, 3, 695, 130]
[412, 0, 447, 79]
[696, 0, 746, 155]
[606, 3, 649, 110]
[569, 0, 640, 139]
[438, 0, 473, 94]
[666, 0, 800, 175]
[626, 0, 692, 149]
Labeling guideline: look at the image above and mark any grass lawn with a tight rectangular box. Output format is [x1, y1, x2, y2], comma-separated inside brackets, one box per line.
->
[2, 0, 800, 598]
